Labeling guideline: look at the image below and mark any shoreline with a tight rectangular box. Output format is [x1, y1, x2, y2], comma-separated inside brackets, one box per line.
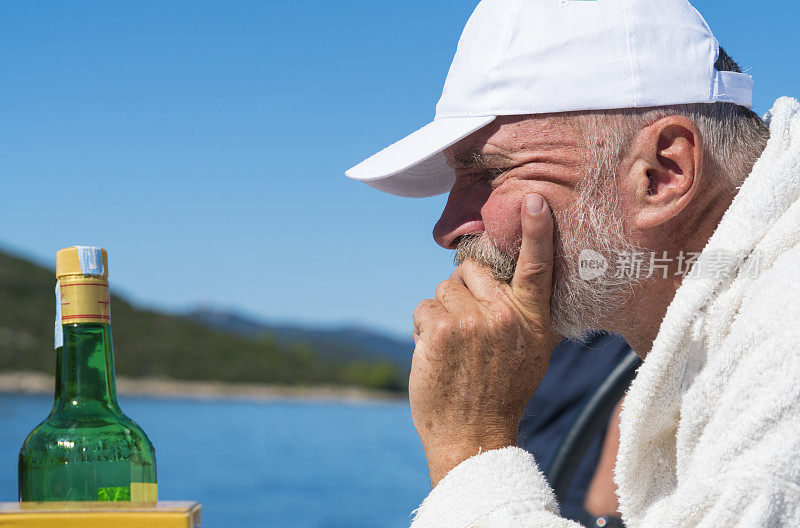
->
[0, 371, 406, 405]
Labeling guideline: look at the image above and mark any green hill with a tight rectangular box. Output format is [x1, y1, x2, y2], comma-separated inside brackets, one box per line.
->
[0, 249, 407, 392]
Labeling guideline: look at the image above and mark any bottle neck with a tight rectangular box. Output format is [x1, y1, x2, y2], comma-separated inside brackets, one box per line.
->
[53, 323, 120, 412]
[53, 274, 118, 413]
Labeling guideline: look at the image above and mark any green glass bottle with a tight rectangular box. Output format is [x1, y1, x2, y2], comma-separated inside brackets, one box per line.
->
[18, 246, 157, 503]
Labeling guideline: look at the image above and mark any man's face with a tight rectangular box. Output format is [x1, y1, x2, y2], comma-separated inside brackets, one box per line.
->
[437, 115, 585, 255]
[438, 114, 641, 339]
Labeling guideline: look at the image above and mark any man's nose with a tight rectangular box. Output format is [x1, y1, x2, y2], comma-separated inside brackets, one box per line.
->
[433, 180, 492, 249]
[433, 200, 483, 250]
[433, 215, 459, 249]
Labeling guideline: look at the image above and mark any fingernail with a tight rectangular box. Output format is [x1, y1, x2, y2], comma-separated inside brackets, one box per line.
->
[525, 194, 544, 214]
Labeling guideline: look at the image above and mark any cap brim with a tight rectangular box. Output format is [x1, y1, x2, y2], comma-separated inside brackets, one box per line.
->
[345, 116, 496, 198]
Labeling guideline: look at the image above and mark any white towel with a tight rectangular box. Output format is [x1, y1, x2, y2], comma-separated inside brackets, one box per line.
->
[410, 96, 800, 528]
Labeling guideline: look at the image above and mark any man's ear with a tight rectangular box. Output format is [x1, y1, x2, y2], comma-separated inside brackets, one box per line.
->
[625, 115, 704, 230]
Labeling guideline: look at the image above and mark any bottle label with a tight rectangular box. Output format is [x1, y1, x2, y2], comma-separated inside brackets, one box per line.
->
[131, 482, 158, 502]
[96, 483, 158, 502]
[76, 246, 105, 276]
[58, 276, 111, 326]
[97, 486, 130, 501]
[54, 281, 63, 349]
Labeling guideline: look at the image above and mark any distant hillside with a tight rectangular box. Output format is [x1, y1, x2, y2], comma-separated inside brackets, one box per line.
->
[0, 249, 407, 392]
[188, 308, 414, 371]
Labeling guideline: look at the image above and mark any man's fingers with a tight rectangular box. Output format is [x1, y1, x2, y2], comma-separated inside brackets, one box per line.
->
[510, 193, 555, 315]
[450, 260, 501, 302]
[413, 299, 448, 339]
[434, 278, 475, 312]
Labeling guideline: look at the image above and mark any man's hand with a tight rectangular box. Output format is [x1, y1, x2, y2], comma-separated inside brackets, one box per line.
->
[410, 193, 561, 486]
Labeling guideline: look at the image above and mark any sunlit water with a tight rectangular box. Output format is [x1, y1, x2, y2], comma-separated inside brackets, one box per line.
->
[0, 393, 430, 527]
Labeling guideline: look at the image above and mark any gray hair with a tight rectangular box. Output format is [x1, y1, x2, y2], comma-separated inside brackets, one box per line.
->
[570, 47, 771, 192]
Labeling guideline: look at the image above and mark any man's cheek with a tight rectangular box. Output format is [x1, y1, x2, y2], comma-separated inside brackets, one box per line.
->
[481, 197, 524, 251]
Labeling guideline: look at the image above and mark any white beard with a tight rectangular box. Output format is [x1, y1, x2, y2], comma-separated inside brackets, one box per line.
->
[454, 157, 644, 341]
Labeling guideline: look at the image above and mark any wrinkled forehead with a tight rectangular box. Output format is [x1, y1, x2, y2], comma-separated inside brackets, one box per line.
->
[444, 114, 584, 169]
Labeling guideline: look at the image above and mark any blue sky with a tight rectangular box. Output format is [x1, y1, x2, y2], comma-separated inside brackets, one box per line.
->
[0, 1, 797, 339]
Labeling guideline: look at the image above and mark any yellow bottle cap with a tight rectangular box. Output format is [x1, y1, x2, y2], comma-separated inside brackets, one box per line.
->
[56, 246, 108, 279]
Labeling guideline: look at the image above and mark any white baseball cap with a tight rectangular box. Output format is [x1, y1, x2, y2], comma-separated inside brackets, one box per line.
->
[346, 0, 754, 198]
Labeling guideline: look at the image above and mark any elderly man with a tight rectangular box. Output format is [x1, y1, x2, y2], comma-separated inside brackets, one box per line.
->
[347, 0, 800, 526]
